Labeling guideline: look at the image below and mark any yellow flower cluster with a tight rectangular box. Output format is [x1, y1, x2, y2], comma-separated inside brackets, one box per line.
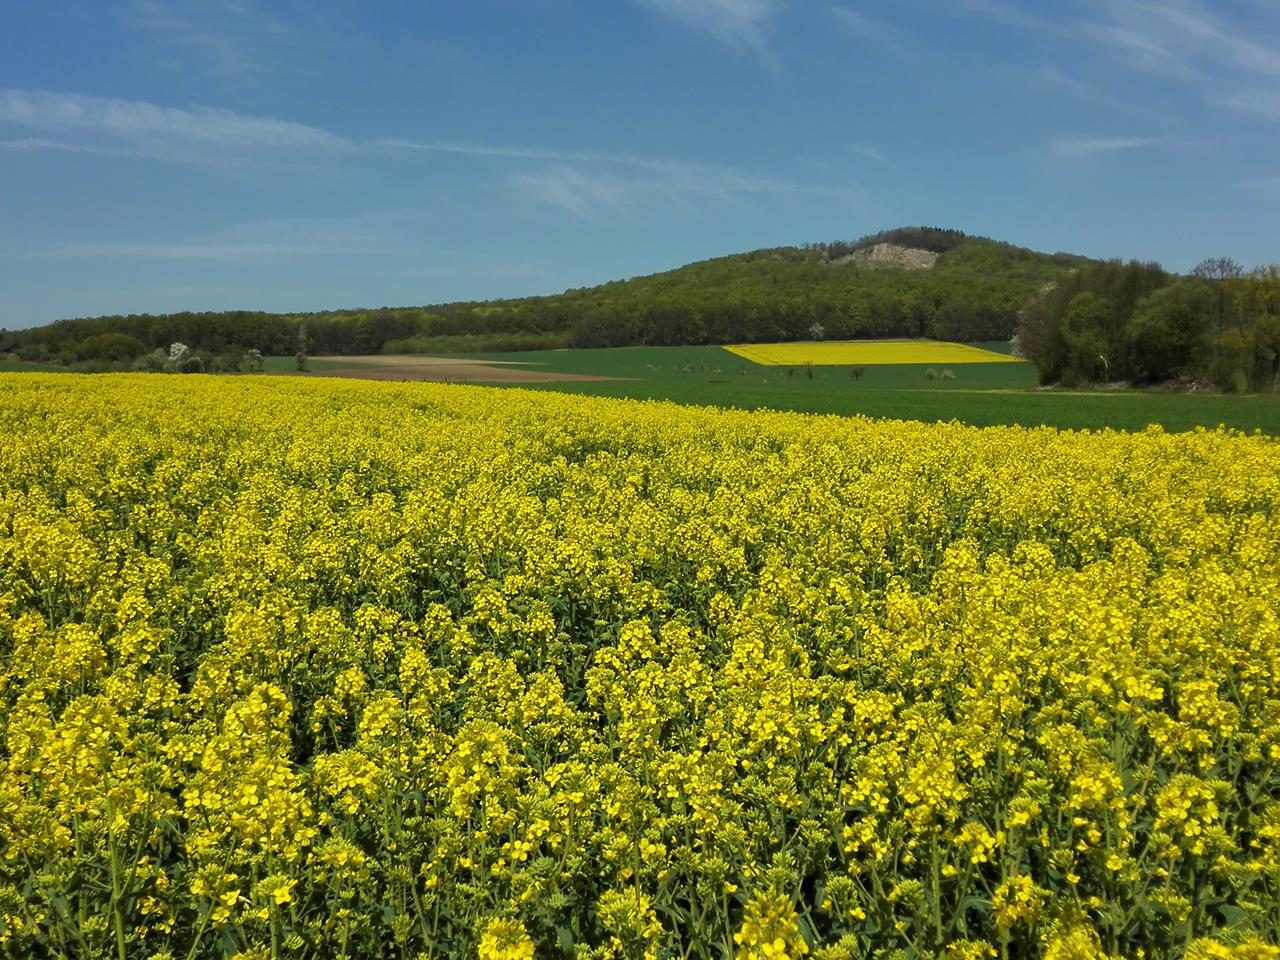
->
[479, 918, 536, 960]
[726, 338, 1020, 365]
[1, 372, 1278, 959]
[734, 893, 809, 958]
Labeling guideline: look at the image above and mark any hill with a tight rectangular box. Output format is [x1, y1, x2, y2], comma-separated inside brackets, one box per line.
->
[2, 227, 1090, 366]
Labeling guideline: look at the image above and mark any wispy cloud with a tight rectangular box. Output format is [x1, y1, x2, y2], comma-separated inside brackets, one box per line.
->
[1245, 174, 1280, 197]
[381, 138, 810, 182]
[383, 137, 855, 218]
[893, 0, 1280, 123]
[0, 89, 349, 158]
[377, 139, 631, 165]
[1074, 1, 1280, 116]
[0, 137, 143, 157]
[850, 144, 893, 167]
[1028, 65, 1176, 125]
[45, 241, 384, 261]
[508, 167, 638, 220]
[1215, 87, 1280, 121]
[830, 7, 914, 55]
[1048, 136, 1162, 159]
[127, 0, 311, 80]
[15, 209, 427, 262]
[947, 0, 1058, 32]
[632, 0, 785, 53]
[0, 90, 860, 221]
[514, 161, 851, 219]
[1133, 1, 1280, 77]
[1073, 20, 1194, 80]
[897, 0, 1181, 72]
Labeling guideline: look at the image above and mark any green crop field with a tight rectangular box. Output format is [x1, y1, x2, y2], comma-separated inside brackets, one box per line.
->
[0, 354, 67, 374]
[449, 345, 1280, 434]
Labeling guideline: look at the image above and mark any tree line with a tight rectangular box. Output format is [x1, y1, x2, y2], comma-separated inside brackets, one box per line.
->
[7, 234, 1275, 392]
[1, 231, 1082, 367]
[1016, 258, 1280, 392]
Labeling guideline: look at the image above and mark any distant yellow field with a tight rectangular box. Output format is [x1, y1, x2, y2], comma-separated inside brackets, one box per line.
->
[726, 339, 1022, 365]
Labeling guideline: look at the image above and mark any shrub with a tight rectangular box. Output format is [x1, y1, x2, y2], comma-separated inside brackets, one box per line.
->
[133, 349, 168, 372]
[78, 332, 146, 362]
[16, 343, 48, 363]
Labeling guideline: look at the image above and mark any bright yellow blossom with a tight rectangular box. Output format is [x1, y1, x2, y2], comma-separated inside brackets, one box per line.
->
[1, 373, 1278, 959]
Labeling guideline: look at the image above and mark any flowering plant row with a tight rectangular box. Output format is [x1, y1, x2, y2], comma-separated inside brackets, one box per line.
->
[1, 374, 1278, 960]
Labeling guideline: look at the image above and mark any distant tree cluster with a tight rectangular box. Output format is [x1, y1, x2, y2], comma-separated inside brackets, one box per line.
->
[1017, 258, 1280, 391]
[22, 245, 1267, 393]
[2, 230, 1084, 366]
[556, 237, 1076, 348]
[821, 226, 973, 259]
[805, 227, 1089, 266]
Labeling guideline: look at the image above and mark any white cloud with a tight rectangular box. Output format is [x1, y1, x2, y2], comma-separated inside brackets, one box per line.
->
[128, 0, 308, 79]
[830, 7, 913, 55]
[1, 94, 858, 220]
[1029, 65, 1169, 122]
[1048, 136, 1162, 159]
[16, 210, 426, 262]
[850, 144, 892, 166]
[1128, 1, 1280, 78]
[1073, 20, 1193, 79]
[1064, 1, 1279, 83]
[378, 139, 627, 165]
[382, 138, 839, 204]
[509, 167, 636, 220]
[633, 0, 784, 52]
[47, 241, 378, 261]
[440, 144, 858, 219]
[1246, 174, 1280, 196]
[899, 0, 1280, 120]
[0, 89, 349, 155]
[1216, 87, 1280, 121]
[951, 0, 1059, 32]
[0, 137, 141, 157]
[892, 0, 1064, 36]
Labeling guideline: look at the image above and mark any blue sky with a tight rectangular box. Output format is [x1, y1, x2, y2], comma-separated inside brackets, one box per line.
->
[1, 0, 1278, 328]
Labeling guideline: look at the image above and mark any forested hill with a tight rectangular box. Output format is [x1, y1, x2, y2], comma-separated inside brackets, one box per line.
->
[3, 228, 1090, 363]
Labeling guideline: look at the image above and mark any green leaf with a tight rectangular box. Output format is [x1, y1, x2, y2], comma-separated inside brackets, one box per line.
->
[556, 924, 575, 952]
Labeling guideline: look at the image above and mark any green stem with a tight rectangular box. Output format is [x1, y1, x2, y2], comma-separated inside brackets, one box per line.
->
[106, 795, 128, 960]
[930, 833, 943, 950]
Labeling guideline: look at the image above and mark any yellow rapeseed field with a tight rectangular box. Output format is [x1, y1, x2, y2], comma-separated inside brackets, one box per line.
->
[1, 373, 1279, 960]
[726, 340, 1022, 366]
